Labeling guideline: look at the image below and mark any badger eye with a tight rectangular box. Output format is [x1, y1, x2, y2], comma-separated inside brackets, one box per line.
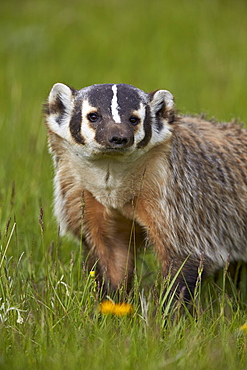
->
[87, 112, 99, 122]
[129, 115, 140, 125]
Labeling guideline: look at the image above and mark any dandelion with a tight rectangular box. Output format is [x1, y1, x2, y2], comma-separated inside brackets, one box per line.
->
[90, 271, 95, 278]
[89, 270, 97, 292]
[99, 300, 133, 316]
[240, 324, 247, 333]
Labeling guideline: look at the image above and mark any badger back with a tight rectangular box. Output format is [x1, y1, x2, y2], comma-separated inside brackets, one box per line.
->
[165, 117, 247, 265]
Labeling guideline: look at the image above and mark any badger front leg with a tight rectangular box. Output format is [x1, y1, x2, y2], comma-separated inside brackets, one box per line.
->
[83, 190, 137, 295]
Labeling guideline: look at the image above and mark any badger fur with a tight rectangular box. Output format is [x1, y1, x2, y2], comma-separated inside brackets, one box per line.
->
[44, 82, 247, 302]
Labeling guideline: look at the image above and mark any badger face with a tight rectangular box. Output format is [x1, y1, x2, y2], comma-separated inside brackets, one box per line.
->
[45, 83, 174, 159]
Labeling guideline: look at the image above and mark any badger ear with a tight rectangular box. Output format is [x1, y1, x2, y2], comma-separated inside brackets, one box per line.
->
[47, 83, 74, 119]
[149, 90, 175, 124]
[45, 83, 75, 139]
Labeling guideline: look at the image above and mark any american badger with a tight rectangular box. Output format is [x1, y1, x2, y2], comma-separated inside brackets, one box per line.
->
[45, 83, 247, 302]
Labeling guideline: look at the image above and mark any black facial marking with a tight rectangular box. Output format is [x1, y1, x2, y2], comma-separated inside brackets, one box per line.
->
[116, 84, 144, 118]
[87, 84, 114, 116]
[85, 83, 148, 123]
[69, 100, 85, 144]
[137, 105, 152, 148]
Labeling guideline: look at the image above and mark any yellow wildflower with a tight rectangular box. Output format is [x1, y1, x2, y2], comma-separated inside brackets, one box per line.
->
[90, 270, 95, 278]
[99, 300, 133, 316]
[240, 324, 247, 333]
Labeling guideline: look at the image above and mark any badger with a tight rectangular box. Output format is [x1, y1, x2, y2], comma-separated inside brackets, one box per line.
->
[44, 82, 247, 302]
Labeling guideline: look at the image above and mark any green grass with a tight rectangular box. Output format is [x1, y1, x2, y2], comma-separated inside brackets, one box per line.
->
[1, 0, 247, 368]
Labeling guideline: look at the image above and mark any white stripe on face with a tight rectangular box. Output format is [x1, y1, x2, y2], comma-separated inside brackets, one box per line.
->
[111, 85, 121, 123]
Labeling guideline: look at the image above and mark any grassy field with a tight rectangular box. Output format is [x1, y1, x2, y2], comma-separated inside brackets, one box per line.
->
[1, 0, 247, 368]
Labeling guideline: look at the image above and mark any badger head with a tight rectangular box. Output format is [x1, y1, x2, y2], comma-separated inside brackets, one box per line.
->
[45, 83, 175, 159]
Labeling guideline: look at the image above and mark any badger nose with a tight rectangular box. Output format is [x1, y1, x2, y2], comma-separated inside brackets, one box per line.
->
[108, 135, 129, 147]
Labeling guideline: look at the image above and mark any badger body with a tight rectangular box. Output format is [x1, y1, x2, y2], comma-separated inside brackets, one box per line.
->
[45, 83, 247, 301]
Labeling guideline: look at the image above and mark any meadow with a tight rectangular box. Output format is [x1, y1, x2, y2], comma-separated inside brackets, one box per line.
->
[1, 0, 247, 368]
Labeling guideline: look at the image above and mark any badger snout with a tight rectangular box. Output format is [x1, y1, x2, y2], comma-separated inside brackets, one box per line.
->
[108, 133, 132, 148]
[95, 124, 134, 149]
